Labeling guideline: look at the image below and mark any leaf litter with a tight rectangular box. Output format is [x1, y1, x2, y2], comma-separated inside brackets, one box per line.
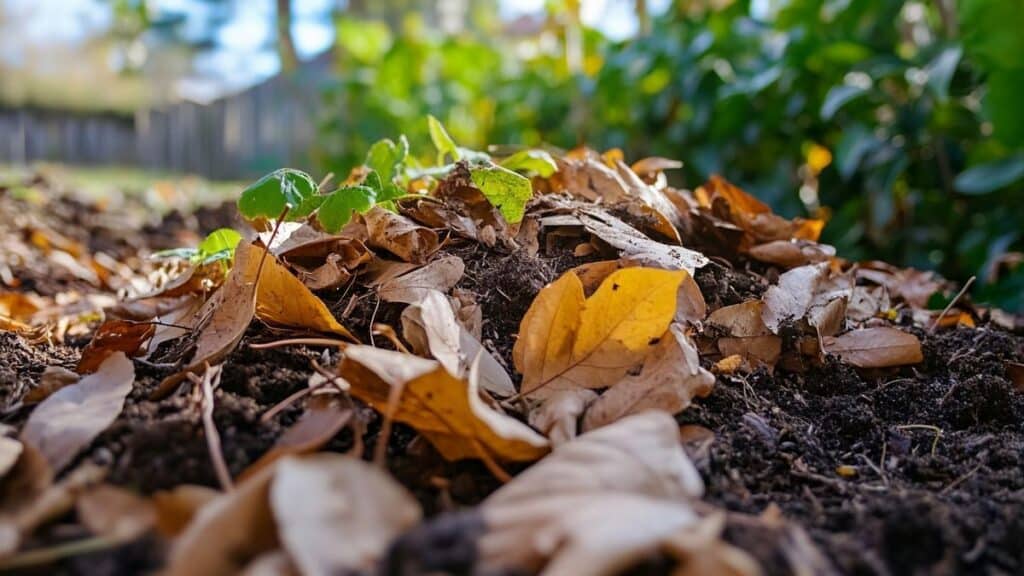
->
[0, 135, 1022, 575]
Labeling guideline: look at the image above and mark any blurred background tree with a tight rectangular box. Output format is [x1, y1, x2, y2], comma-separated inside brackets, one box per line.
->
[1, 0, 1022, 309]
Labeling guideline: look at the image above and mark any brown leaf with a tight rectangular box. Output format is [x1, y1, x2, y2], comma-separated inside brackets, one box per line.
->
[239, 395, 353, 482]
[478, 413, 713, 576]
[707, 301, 772, 337]
[761, 263, 829, 333]
[21, 353, 134, 472]
[363, 207, 439, 264]
[293, 253, 352, 291]
[578, 209, 708, 274]
[77, 320, 154, 374]
[717, 336, 782, 370]
[630, 156, 683, 177]
[528, 389, 599, 445]
[401, 290, 516, 397]
[1005, 361, 1024, 391]
[514, 267, 684, 400]
[340, 346, 549, 462]
[23, 366, 79, 404]
[582, 325, 714, 432]
[270, 455, 422, 574]
[0, 437, 22, 480]
[76, 484, 155, 541]
[748, 240, 834, 268]
[822, 327, 923, 368]
[376, 255, 465, 304]
[152, 485, 220, 538]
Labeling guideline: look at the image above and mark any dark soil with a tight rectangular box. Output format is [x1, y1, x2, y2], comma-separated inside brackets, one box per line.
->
[2, 187, 1023, 576]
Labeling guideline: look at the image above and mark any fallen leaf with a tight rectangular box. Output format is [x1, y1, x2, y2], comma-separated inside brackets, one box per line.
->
[717, 336, 782, 370]
[748, 240, 835, 268]
[377, 255, 465, 304]
[401, 290, 515, 397]
[294, 253, 352, 291]
[1006, 361, 1024, 391]
[663, 514, 762, 576]
[515, 267, 684, 400]
[528, 389, 599, 445]
[340, 346, 549, 462]
[21, 353, 134, 472]
[76, 484, 155, 541]
[478, 412, 710, 576]
[364, 207, 439, 264]
[568, 260, 706, 325]
[152, 485, 220, 538]
[700, 175, 824, 246]
[707, 301, 772, 337]
[165, 465, 278, 576]
[582, 325, 714, 432]
[0, 438, 22, 480]
[631, 156, 683, 177]
[239, 395, 352, 482]
[23, 366, 79, 404]
[77, 320, 154, 373]
[270, 455, 422, 575]
[578, 209, 708, 274]
[761, 263, 829, 333]
[822, 327, 923, 368]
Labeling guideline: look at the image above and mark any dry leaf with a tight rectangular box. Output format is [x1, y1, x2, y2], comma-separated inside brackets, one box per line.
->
[0, 438, 22, 480]
[270, 455, 422, 575]
[717, 336, 783, 369]
[340, 346, 549, 462]
[631, 156, 683, 177]
[514, 267, 684, 400]
[239, 395, 352, 482]
[582, 325, 713, 432]
[664, 514, 762, 576]
[21, 352, 134, 472]
[24, 366, 79, 404]
[701, 175, 824, 246]
[528, 389, 599, 445]
[364, 206, 439, 264]
[377, 255, 465, 304]
[569, 260, 706, 325]
[478, 412, 708, 576]
[761, 263, 829, 333]
[578, 209, 708, 274]
[165, 464, 278, 576]
[294, 253, 352, 291]
[152, 485, 220, 538]
[707, 301, 772, 337]
[748, 240, 835, 268]
[77, 319, 154, 373]
[401, 289, 515, 397]
[823, 327, 923, 368]
[1006, 361, 1024, 391]
[76, 484, 155, 541]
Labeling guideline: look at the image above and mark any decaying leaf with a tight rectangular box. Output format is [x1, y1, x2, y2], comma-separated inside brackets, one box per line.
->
[401, 289, 515, 397]
[823, 327, 923, 368]
[478, 412, 720, 576]
[578, 209, 708, 274]
[528, 389, 599, 445]
[363, 207, 439, 264]
[514, 267, 684, 400]
[748, 240, 835, 268]
[582, 325, 714, 432]
[699, 175, 824, 247]
[270, 455, 422, 575]
[152, 485, 220, 538]
[21, 353, 134, 472]
[76, 484, 155, 541]
[377, 255, 465, 304]
[0, 437, 22, 480]
[340, 346, 549, 462]
[707, 301, 772, 337]
[77, 319, 154, 373]
[761, 263, 829, 333]
[23, 366, 79, 404]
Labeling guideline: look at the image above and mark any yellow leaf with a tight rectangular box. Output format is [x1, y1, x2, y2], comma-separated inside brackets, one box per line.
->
[514, 267, 684, 399]
[340, 346, 549, 463]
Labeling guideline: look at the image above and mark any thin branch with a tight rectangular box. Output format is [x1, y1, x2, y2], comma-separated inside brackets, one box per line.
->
[930, 276, 975, 332]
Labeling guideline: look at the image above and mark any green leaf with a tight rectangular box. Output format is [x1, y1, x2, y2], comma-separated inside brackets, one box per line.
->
[469, 163, 533, 224]
[365, 136, 408, 184]
[238, 169, 319, 221]
[986, 69, 1024, 147]
[317, 186, 377, 233]
[499, 149, 558, 177]
[954, 155, 1024, 195]
[150, 247, 198, 261]
[925, 46, 962, 102]
[427, 115, 461, 163]
[821, 85, 868, 121]
[835, 124, 877, 181]
[197, 228, 242, 259]
[337, 17, 392, 64]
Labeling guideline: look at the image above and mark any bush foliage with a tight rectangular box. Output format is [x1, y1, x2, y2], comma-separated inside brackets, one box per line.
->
[316, 0, 1024, 310]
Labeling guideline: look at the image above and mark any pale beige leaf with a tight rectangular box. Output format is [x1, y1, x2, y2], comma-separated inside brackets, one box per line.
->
[582, 325, 713, 432]
[578, 209, 708, 274]
[270, 455, 422, 575]
[21, 353, 134, 472]
[402, 290, 515, 397]
[822, 327, 923, 368]
[761, 263, 829, 333]
[748, 240, 834, 268]
[717, 336, 782, 369]
[479, 413, 705, 576]
[152, 485, 220, 537]
[0, 438, 22, 480]
[707, 301, 771, 337]
[528, 389, 599, 445]
[377, 255, 465, 304]
[76, 484, 155, 541]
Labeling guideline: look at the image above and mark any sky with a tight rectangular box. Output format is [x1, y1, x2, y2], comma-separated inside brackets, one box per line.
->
[0, 0, 671, 103]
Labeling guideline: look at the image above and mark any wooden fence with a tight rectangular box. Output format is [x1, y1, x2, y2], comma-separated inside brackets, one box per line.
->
[0, 68, 326, 180]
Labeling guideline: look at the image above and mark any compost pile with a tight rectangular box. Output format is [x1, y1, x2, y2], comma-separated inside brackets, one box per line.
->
[0, 134, 1022, 576]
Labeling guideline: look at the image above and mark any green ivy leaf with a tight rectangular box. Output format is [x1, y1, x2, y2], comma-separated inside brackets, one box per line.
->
[365, 136, 409, 184]
[469, 163, 533, 224]
[317, 186, 377, 233]
[500, 149, 558, 177]
[954, 154, 1024, 195]
[427, 115, 461, 163]
[238, 169, 319, 221]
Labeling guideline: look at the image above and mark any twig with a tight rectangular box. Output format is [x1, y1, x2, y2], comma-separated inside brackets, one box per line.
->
[930, 276, 975, 332]
[0, 536, 119, 570]
[191, 364, 233, 490]
[369, 295, 381, 347]
[250, 337, 349, 350]
[940, 461, 983, 496]
[373, 379, 406, 467]
[261, 386, 315, 423]
[896, 424, 943, 457]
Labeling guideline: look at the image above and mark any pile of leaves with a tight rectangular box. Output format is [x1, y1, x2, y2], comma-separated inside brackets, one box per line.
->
[1, 121, 1023, 576]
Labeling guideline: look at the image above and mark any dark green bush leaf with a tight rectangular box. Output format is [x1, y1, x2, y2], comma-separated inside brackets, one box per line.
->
[954, 155, 1024, 195]
[821, 85, 868, 121]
